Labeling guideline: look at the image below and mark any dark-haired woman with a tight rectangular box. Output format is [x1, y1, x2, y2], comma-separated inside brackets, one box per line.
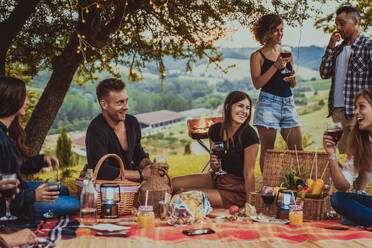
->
[324, 88, 372, 227]
[0, 76, 79, 219]
[250, 14, 303, 173]
[172, 91, 259, 208]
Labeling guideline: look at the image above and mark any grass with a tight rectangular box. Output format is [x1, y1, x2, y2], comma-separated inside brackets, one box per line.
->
[301, 79, 331, 91]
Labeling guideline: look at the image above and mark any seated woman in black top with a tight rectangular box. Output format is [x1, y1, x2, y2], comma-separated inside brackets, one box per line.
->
[172, 91, 259, 208]
[0, 76, 79, 219]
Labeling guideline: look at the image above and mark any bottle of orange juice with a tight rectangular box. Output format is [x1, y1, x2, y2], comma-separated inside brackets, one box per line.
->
[289, 205, 303, 226]
[137, 205, 155, 228]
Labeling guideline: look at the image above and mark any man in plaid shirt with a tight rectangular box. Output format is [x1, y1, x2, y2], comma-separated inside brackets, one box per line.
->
[320, 6, 372, 154]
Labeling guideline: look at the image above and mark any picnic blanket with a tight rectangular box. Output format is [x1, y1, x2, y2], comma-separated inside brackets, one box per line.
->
[33, 216, 79, 246]
[53, 219, 372, 248]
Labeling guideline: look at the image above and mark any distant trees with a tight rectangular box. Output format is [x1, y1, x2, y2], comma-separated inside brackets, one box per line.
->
[56, 126, 78, 168]
[216, 77, 253, 93]
[314, 0, 371, 35]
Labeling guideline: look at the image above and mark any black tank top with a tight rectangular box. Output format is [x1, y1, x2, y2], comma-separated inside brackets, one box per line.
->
[258, 50, 292, 97]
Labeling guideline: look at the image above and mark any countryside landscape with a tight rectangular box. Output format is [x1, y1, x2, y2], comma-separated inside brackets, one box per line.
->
[31, 45, 337, 196]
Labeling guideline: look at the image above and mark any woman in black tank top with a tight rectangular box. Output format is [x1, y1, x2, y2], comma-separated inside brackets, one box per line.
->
[250, 14, 303, 173]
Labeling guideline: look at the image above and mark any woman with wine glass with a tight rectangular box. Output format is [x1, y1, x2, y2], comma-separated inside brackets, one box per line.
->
[0, 76, 79, 219]
[323, 88, 372, 227]
[0, 177, 37, 247]
[172, 91, 259, 208]
[250, 14, 303, 173]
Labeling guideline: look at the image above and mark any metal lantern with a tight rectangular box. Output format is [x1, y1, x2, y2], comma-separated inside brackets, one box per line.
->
[100, 183, 120, 219]
[276, 189, 295, 219]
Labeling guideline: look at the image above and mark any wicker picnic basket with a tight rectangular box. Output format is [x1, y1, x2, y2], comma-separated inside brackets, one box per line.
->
[76, 154, 140, 215]
[247, 149, 332, 221]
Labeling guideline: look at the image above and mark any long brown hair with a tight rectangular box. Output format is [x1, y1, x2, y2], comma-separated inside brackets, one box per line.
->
[0, 76, 30, 157]
[347, 88, 372, 172]
[220, 91, 252, 149]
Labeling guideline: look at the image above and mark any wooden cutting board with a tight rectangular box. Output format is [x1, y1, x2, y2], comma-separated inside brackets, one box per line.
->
[207, 209, 230, 218]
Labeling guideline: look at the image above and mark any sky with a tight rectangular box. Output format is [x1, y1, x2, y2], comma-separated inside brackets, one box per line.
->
[217, 19, 332, 48]
[217, 4, 339, 48]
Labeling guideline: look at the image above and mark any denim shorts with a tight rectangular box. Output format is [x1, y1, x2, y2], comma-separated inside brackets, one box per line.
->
[253, 91, 300, 130]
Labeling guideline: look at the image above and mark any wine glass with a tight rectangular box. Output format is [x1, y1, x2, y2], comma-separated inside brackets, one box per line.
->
[261, 186, 275, 215]
[327, 122, 343, 144]
[211, 142, 227, 175]
[153, 156, 167, 164]
[0, 173, 18, 221]
[280, 46, 292, 74]
[153, 156, 168, 176]
[326, 121, 343, 160]
[43, 175, 61, 219]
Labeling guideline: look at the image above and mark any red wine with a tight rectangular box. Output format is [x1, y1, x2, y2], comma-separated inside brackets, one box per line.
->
[280, 52, 291, 58]
[212, 147, 225, 160]
[261, 194, 275, 204]
[0, 186, 16, 199]
[327, 129, 343, 143]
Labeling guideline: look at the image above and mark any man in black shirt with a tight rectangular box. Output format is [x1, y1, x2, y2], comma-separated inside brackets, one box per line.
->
[86, 78, 165, 180]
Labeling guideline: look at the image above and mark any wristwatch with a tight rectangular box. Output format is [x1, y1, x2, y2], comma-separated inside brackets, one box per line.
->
[329, 154, 338, 161]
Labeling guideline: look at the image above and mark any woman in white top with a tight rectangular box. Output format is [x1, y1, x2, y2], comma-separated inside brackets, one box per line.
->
[323, 88, 372, 227]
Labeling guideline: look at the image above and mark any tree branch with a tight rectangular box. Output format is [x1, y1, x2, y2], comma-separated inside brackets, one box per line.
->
[0, 0, 40, 43]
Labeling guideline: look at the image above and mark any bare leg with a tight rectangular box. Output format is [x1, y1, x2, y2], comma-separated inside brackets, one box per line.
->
[256, 126, 277, 173]
[171, 174, 224, 207]
[280, 126, 303, 150]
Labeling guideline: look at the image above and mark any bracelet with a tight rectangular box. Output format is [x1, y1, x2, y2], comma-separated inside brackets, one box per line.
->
[329, 154, 338, 161]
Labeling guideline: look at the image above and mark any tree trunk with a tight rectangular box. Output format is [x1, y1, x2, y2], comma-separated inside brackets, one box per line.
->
[25, 0, 121, 155]
[25, 34, 83, 155]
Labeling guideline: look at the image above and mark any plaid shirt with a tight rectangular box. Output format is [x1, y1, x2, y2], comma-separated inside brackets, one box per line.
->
[320, 33, 372, 119]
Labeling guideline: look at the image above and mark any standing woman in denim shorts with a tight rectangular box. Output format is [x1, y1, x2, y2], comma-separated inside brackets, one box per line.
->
[250, 14, 303, 173]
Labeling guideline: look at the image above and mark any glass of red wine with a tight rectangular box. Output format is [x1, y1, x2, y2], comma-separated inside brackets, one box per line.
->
[261, 186, 275, 215]
[0, 173, 18, 221]
[280, 46, 292, 74]
[327, 122, 343, 144]
[212, 142, 227, 175]
[43, 180, 61, 219]
[326, 121, 343, 160]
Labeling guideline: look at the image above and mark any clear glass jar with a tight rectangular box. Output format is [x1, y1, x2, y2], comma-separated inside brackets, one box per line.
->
[80, 170, 98, 225]
[137, 205, 155, 228]
[289, 205, 303, 226]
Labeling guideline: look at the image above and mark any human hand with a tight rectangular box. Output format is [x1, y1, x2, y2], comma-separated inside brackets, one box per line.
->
[0, 178, 19, 199]
[154, 162, 170, 176]
[35, 183, 60, 202]
[44, 154, 59, 170]
[0, 228, 36, 247]
[210, 154, 221, 172]
[323, 130, 337, 156]
[273, 55, 288, 70]
[328, 32, 341, 49]
[142, 166, 152, 179]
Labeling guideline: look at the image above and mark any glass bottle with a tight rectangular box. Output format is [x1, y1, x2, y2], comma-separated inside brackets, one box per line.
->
[80, 169, 98, 225]
[137, 205, 155, 228]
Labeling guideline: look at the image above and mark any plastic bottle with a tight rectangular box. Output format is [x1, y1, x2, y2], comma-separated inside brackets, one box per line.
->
[80, 169, 98, 225]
